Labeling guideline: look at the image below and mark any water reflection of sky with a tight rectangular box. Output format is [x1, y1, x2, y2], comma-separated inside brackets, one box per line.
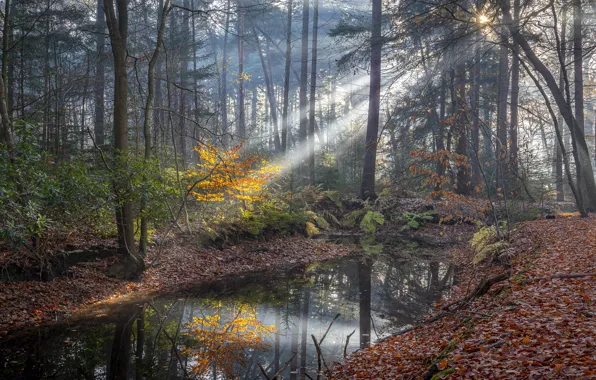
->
[0, 246, 452, 380]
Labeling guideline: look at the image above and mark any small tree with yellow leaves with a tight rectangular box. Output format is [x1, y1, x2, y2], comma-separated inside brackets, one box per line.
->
[186, 142, 281, 204]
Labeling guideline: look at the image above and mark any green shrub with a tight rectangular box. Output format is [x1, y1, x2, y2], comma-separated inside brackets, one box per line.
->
[399, 211, 435, 230]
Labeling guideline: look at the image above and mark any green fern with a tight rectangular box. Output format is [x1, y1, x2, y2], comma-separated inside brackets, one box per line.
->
[360, 211, 385, 234]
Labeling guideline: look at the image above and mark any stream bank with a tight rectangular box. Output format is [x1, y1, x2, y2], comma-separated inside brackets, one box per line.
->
[0, 235, 350, 337]
[328, 215, 596, 379]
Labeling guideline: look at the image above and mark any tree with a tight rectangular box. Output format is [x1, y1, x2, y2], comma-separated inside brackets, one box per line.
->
[94, 0, 106, 147]
[299, 0, 309, 180]
[281, 0, 293, 153]
[308, 0, 319, 185]
[360, 0, 382, 200]
[103, 0, 144, 272]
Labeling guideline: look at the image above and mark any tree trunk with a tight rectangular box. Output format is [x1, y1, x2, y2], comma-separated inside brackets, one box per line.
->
[555, 5, 567, 202]
[255, 29, 281, 151]
[281, 0, 293, 153]
[140, 0, 169, 257]
[95, 0, 106, 146]
[360, 0, 382, 199]
[496, 22, 510, 190]
[308, 0, 319, 184]
[236, 0, 246, 139]
[455, 64, 470, 195]
[501, 0, 596, 213]
[221, 0, 230, 144]
[509, 0, 520, 176]
[104, 0, 144, 272]
[299, 0, 309, 179]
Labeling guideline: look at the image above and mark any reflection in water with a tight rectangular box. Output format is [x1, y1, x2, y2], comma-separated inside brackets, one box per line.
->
[0, 248, 452, 379]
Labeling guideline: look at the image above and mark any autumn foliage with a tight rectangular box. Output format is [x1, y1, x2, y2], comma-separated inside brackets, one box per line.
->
[187, 142, 281, 203]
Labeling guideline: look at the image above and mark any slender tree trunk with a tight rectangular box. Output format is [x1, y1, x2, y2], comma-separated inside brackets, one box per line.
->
[95, 0, 106, 146]
[455, 64, 470, 195]
[236, 0, 246, 139]
[281, 0, 293, 153]
[360, 0, 382, 199]
[470, 53, 481, 188]
[299, 0, 309, 179]
[140, 0, 169, 257]
[496, 22, 510, 190]
[255, 29, 281, 151]
[308, 0, 319, 184]
[509, 0, 520, 176]
[221, 0, 230, 144]
[555, 6, 567, 202]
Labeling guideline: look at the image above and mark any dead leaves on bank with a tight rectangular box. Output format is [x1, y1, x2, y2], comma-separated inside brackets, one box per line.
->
[330, 215, 596, 379]
[0, 236, 349, 335]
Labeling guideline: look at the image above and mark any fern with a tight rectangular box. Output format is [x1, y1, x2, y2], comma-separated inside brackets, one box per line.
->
[360, 211, 385, 234]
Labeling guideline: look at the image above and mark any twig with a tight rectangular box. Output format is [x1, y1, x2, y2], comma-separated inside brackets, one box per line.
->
[258, 352, 296, 379]
[344, 329, 356, 358]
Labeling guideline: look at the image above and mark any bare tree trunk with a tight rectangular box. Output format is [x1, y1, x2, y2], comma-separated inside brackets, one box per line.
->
[140, 0, 170, 257]
[221, 0, 230, 144]
[509, 0, 520, 176]
[455, 64, 470, 195]
[555, 6, 567, 202]
[255, 29, 281, 151]
[104, 0, 144, 272]
[496, 22, 510, 190]
[236, 0, 246, 139]
[95, 0, 106, 146]
[308, 0, 319, 184]
[470, 51, 481, 187]
[360, 0, 382, 199]
[299, 0, 309, 179]
[281, 0, 293, 153]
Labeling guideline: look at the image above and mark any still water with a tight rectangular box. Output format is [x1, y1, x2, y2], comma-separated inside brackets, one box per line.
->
[0, 240, 453, 379]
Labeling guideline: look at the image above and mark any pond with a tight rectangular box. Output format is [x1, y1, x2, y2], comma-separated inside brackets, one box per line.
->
[0, 239, 453, 380]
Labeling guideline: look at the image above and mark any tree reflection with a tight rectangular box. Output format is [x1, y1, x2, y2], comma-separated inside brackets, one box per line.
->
[359, 258, 372, 349]
[182, 303, 275, 378]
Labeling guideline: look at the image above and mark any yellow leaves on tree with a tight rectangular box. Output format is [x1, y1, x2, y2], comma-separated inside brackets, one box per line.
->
[187, 142, 281, 203]
[182, 304, 276, 378]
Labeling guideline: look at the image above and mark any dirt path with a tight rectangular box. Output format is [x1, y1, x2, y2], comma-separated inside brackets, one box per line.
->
[329, 216, 596, 379]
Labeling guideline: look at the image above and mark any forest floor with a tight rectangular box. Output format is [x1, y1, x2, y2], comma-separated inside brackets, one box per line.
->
[0, 235, 350, 336]
[329, 215, 596, 379]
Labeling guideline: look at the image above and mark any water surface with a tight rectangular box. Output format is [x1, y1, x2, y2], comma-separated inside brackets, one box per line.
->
[0, 240, 452, 379]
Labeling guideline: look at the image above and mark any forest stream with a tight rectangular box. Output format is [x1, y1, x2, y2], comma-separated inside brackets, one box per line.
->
[0, 238, 453, 380]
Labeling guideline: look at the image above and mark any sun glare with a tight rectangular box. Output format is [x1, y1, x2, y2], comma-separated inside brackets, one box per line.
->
[478, 14, 489, 24]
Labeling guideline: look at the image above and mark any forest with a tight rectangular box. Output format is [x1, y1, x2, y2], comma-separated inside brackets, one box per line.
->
[0, 0, 595, 378]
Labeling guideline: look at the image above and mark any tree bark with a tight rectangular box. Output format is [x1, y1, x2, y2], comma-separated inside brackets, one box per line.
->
[308, 0, 319, 184]
[360, 0, 382, 199]
[299, 0, 309, 179]
[281, 0, 293, 153]
[95, 0, 106, 146]
[236, 0, 246, 139]
[140, 0, 170, 257]
[509, 0, 520, 175]
[103, 0, 144, 271]
[496, 22, 510, 190]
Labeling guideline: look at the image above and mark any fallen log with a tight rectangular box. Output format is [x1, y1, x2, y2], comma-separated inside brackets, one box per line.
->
[520, 272, 596, 284]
